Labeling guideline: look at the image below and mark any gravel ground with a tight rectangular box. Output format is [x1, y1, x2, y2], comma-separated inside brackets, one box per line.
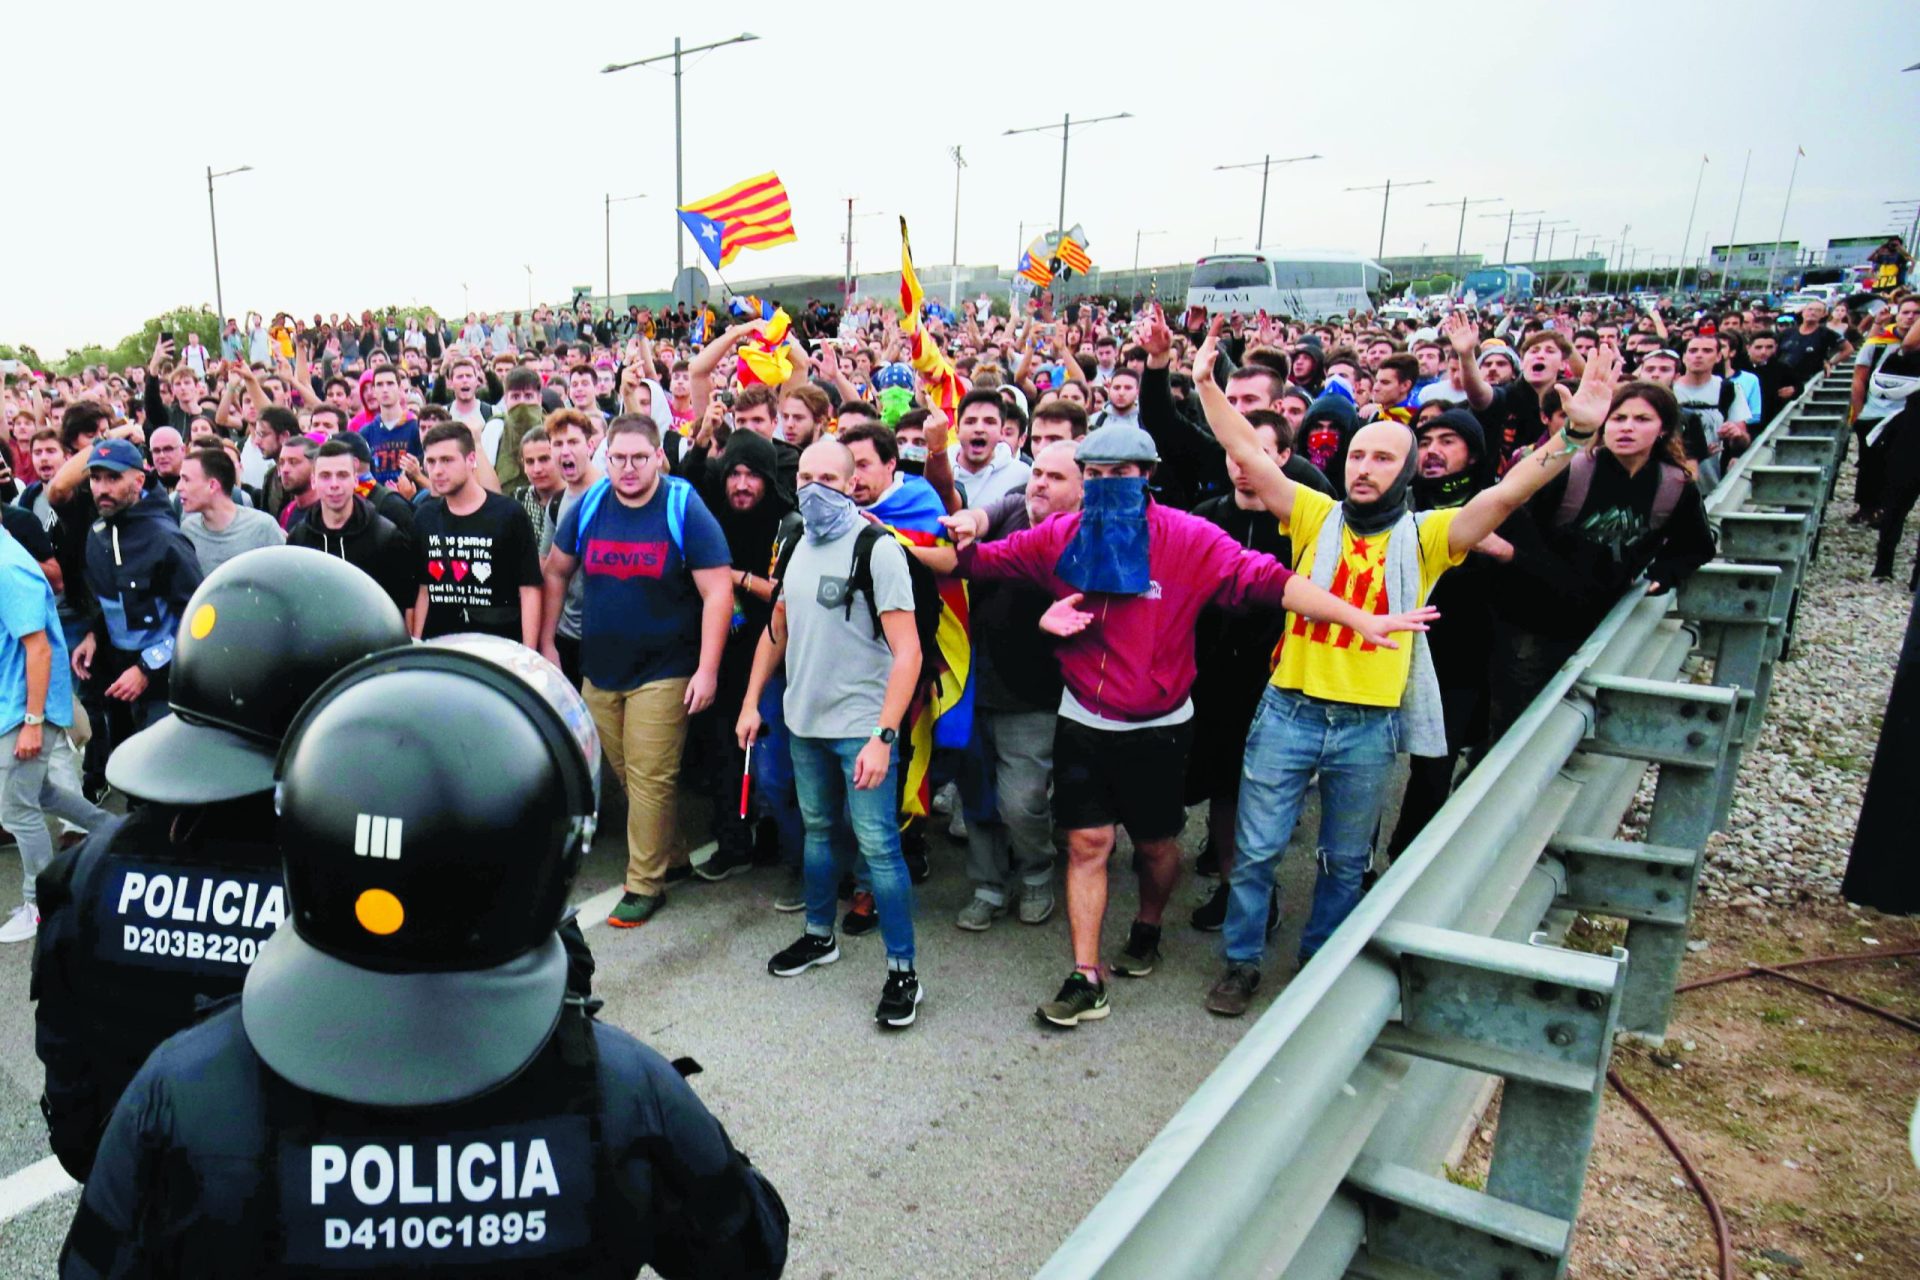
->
[1694, 457, 1908, 909]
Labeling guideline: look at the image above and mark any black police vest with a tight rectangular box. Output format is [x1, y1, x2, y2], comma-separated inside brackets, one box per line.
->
[257, 1011, 623, 1277]
[33, 805, 284, 1181]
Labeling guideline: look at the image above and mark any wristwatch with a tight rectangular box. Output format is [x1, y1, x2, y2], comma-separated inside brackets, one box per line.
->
[22, 712, 44, 726]
[872, 726, 897, 744]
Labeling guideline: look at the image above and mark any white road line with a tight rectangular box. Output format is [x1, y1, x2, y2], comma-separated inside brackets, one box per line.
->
[0, 1156, 77, 1222]
[0, 840, 722, 1225]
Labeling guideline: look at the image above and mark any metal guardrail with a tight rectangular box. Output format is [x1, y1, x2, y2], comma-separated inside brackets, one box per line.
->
[1040, 373, 1851, 1280]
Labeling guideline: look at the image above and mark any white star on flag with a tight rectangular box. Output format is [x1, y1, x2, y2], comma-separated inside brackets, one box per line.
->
[701, 223, 718, 242]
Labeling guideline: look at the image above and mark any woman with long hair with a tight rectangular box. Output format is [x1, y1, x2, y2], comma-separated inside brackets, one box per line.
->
[1483, 378, 1717, 740]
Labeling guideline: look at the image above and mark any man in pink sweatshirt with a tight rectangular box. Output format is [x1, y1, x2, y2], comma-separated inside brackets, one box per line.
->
[947, 422, 1435, 1027]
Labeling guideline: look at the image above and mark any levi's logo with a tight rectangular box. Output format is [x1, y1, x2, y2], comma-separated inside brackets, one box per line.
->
[583, 539, 667, 580]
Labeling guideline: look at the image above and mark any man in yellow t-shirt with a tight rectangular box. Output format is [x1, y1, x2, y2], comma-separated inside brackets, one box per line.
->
[1191, 323, 1625, 1016]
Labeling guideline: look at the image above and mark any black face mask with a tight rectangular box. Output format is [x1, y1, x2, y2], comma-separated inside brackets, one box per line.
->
[1412, 468, 1478, 511]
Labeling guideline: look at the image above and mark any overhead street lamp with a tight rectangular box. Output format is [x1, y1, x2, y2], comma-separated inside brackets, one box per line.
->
[206, 164, 252, 326]
[948, 146, 967, 308]
[1428, 194, 1502, 275]
[1214, 153, 1322, 250]
[1482, 207, 1542, 266]
[602, 33, 760, 277]
[605, 193, 647, 302]
[1133, 229, 1165, 282]
[1004, 111, 1133, 241]
[1345, 177, 1433, 259]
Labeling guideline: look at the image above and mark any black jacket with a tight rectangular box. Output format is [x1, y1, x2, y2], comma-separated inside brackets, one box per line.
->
[61, 1005, 788, 1280]
[32, 802, 281, 1182]
[83, 487, 203, 668]
[1495, 451, 1717, 639]
[286, 497, 415, 613]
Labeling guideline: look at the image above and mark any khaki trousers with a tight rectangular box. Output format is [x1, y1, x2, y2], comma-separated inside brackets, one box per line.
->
[583, 675, 691, 896]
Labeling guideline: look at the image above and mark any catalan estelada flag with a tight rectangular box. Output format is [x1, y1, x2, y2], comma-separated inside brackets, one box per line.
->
[866, 474, 973, 819]
[1017, 248, 1054, 289]
[898, 217, 964, 415]
[1058, 234, 1093, 275]
[678, 172, 796, 270]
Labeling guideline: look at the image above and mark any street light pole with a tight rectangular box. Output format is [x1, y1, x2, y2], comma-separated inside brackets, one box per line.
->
[1763, 146, 1805, 294]
[1429, 196, 1502, 282]
[206, 163, 252, 326]
[1345, 177, 1434, 259]
[602, 32, 760, 279]
[1133, 229, 1164, 283]
[1674, 154, 1709, 294]
[949, 146, 967, 309]
[1004, 111, 1133, 242]
[1482, 208, 1543, 267]
[1215, 153, 1322, 249]
[1718, 150, 1752, 292]
[524, 265, 532, 311]
[604, 193, 647, 302]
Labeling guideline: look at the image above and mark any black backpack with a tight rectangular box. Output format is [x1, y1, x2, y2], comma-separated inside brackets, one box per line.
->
[771, 518, 946, 684]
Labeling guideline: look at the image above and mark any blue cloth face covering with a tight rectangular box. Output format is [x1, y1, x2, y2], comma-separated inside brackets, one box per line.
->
[1056, 475, 1152, 595]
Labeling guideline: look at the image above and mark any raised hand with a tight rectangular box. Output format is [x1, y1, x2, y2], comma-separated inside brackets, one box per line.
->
[1562, 343, 1622, 437]
[1444, 311, 1478, 360]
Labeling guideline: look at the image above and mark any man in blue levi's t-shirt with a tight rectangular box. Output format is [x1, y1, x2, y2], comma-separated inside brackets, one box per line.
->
[543, 416, 733, 928]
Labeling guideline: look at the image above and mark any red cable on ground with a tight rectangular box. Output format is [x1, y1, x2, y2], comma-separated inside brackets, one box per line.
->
[1607, 947, 1919, 1280]
[1606, 1067, 1736, 1280]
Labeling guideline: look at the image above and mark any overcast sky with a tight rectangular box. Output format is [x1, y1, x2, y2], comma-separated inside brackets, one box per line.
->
[6, 0, 1914, 355]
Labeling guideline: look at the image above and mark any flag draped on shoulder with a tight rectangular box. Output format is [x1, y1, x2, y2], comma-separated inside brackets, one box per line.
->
[678, 172, 796, 270]
[898, 217, 964, 415]
[867, 474, 974, 818]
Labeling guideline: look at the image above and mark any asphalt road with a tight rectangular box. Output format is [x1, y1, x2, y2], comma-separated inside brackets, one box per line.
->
[0, 768, 1383, 1278]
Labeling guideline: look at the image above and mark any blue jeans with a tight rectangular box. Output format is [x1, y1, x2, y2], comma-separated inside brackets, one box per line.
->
[1225, 687, 1400, 966]
[790, 735, 915, 965]
[759, 678, 859, 886]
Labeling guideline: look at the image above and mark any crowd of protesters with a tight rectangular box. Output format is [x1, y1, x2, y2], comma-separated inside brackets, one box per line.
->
[2, 270, 1899, 1024]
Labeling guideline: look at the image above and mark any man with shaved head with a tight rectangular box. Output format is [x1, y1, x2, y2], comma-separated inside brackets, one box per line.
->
[736, 436, 928, 1030]
[1196, 327, 1625, 1015]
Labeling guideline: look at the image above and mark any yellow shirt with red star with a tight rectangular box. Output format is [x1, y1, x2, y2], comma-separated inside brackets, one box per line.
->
[1268, 487, 1465, 708]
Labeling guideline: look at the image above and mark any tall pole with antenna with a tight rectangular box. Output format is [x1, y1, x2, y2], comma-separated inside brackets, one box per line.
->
[1717, 150, 1752, 292]
[601, 32, 761, 278]
[1674, 154, 1709, 294]
[1345, 178, 1433, 259]
[1764, 146, 1804, 294]
[1215, 153, 1323, 250]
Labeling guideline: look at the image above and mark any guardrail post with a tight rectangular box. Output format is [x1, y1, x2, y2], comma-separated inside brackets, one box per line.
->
[1347, 923, 1628, 1280]
[1675, 563, 1785, 827]
[1575, 675, 1737, 1038]
[1712, 513, 1810, 658]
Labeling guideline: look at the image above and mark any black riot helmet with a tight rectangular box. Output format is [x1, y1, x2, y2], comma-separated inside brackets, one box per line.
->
[106, 546, 409, 805]
[245, 635, 600, 1108]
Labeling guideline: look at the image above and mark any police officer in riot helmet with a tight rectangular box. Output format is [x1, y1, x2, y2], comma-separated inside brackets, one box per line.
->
[33, 546, 411, 1182]
[62, 635, 789, 1279]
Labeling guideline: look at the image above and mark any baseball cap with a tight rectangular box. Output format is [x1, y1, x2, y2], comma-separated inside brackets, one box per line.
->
[86, 438, 145, 473]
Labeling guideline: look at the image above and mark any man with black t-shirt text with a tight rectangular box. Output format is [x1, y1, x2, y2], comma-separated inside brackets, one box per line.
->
[410, 423, 541, 643]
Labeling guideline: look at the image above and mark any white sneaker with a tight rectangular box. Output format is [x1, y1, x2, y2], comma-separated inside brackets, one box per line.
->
[0, 903, 40, 944]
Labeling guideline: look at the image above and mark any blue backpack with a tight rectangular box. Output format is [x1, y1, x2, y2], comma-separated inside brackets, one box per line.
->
[569, 475, 692, 559]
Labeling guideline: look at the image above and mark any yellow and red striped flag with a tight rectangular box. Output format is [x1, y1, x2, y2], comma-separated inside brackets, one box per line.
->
[677, 172, 796, 270]
[1058, 236, 1093, 275]
[899, 217, 963, 414]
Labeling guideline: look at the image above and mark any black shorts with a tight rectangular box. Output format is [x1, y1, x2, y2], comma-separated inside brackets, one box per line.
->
[1051, 715, 1194, 841]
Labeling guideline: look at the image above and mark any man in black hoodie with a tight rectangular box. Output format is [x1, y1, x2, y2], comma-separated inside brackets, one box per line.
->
[1385, 408, 1506, 857]
[286, 439, 415, 614]
[690, 428, 795, 881]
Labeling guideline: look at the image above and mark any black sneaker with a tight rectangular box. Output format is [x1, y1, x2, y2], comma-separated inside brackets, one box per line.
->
[694, 844, 754, 883]
[1191, 882, 1227, 931]
[1195, 837, 1220, 879]
[1204, 963, 1261, 1018]
[904, 845, 930, 885]
[876, 969, 923, 1028]
[665, 863, 695, 884]
[1037, 972, 1110, 1027]
[842, 890, 878, 936]
[1194, 884, 1279, 935]
[1108, 922, 1162, 978]
[767, 932, 839, 977]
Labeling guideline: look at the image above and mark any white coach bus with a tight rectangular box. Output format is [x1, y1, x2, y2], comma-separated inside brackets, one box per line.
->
[1185, 250, 1391, 321]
